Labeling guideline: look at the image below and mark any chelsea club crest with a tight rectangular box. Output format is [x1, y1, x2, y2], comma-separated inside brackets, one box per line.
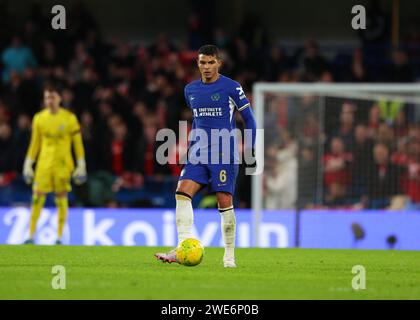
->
[211, 93, 220, 101]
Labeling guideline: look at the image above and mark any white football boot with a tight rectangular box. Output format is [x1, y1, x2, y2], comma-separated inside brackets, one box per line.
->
[154, 249, 178, 264]
[223, 253, 236, 268]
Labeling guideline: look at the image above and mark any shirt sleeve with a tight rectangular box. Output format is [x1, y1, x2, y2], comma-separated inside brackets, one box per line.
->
[26, 114, 41, 161]
[229, 81, 250, 112]
[240, 105, 256, 150]
[184, 86, 191, 109]
[70, 114, 85, 161]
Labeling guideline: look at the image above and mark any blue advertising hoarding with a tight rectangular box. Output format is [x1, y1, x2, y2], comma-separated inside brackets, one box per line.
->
[1, 207, 419, 249]
[0, 207, 295, 248]
[299, 210, 420, 250]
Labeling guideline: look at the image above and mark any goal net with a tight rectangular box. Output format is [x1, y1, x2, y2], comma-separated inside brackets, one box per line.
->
[252, 83, 420, 214]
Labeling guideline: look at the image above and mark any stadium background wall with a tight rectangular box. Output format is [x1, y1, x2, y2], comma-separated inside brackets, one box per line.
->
[5, 0, 420, 41]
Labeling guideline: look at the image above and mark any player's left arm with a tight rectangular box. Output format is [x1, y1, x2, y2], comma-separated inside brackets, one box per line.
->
[238, 105, 257, 169]
[230, 84, 257, 168]
[70, 114, 87, 185]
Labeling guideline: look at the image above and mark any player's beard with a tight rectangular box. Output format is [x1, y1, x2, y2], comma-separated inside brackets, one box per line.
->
[203, 71, 218, 82]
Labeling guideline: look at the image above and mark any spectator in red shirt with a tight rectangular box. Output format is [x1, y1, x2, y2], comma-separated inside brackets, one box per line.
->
[402, 139, 420, 204]
[110, 121, 127, 176]
[167, 121, 191, 177]
[0, 122, 16, 186]
[137, 115, 171, 179]
[323, 137, 353, 191]
[105, 117, 142, 188]
[391, 137, 409, 166]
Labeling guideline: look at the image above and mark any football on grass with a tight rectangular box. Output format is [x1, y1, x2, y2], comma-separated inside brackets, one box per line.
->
[176, 238, 204, 266]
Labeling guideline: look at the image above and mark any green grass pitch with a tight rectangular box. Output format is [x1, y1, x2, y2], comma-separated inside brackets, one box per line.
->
[0, 245, 419, 299]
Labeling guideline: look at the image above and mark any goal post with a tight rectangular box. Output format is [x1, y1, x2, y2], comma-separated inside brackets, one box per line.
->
[252, 83, 420, 247]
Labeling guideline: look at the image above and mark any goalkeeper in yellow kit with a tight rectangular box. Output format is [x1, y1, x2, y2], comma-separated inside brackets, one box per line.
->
[23, 84, 86, 245]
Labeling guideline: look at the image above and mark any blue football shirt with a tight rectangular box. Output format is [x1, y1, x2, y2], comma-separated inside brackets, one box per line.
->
[184, 74, 251, 164]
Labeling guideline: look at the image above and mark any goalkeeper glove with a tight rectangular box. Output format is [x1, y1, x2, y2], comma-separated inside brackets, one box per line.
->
[23, 157, 34, 185]
[73, 159, 87, 185]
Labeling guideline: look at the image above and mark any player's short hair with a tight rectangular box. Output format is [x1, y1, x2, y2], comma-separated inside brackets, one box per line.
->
[43, 81, 62, 95]
[198, 44, 220, 59]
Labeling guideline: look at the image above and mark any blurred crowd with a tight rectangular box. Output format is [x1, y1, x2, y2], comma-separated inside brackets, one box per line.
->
[263, 96, 420, 210]
[320, 99, 420, 210]
[1, 2, 420, 208]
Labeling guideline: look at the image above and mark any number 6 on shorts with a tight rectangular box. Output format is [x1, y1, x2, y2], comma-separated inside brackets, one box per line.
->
[219, 170, 226, 183]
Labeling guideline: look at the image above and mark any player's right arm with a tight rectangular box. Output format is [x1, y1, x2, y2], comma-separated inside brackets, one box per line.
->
[23, 114, 41, 184]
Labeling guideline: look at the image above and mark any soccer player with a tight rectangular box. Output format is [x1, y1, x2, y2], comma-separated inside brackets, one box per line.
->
[155, 45, 257, 267]
[22, 84, 87, 245]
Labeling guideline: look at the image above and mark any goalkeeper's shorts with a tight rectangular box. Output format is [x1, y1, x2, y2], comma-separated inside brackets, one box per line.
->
[33, 167, 72, 193]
